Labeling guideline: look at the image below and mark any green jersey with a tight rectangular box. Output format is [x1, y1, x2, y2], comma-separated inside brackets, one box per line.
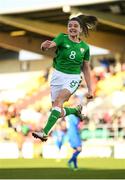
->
[52, 33, 90, 74]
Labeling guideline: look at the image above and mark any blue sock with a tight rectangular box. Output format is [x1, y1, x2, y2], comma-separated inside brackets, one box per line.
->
[68, 150, 81, 168]
[74, 158, 77, 168]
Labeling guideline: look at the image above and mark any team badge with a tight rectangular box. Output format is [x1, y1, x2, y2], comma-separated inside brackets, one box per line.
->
[70, 80, 78, 88]
[80, 48, 85, 53]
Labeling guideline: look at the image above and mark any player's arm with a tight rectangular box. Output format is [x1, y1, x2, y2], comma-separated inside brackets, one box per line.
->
[41, 40, 56, 51]
[41, 33, 63, 51]
[82, 61, 93, 99]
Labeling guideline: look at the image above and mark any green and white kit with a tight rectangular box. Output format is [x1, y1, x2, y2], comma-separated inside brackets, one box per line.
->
[50, 33, 90, 102]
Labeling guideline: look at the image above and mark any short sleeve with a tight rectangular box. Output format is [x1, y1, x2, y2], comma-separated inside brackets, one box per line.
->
[84, 47, 90, 61]
[52, 33, 64, 46]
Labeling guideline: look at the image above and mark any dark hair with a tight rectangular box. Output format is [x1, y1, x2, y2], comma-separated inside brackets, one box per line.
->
[69, 14, 98, 37]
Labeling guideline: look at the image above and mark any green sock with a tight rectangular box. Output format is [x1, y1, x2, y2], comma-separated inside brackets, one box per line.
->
[64, 107, 77, 116]
[43, 109, 61, 135]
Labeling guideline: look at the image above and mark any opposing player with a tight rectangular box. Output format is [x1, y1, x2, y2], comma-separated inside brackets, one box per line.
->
[65, 114, 83, 170]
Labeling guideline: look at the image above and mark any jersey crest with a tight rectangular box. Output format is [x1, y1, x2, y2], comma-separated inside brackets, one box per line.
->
[80, 48, 85, 53]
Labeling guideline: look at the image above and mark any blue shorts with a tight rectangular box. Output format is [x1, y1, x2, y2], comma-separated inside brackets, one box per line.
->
[69, 136, 81, 149]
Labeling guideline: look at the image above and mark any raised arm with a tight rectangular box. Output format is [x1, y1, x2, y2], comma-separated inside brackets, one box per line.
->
[41, 40, 56, 51]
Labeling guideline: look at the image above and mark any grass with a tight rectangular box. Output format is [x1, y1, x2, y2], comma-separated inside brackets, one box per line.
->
[0, 158, 125, 179]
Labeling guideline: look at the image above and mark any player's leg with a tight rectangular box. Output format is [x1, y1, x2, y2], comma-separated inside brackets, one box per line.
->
[68, 146, 82, 169]
[32, 103, 84, 141]
[43, 88, 71, 135]
[73, 146, 82, 169]
[63, 104, 85, 120]
[32, 75, 62, 141]
[62, 76, 85, 119]
[32, 71, 83, 141]
[68, 148, 76, 169]
[32, 88, 71, 141]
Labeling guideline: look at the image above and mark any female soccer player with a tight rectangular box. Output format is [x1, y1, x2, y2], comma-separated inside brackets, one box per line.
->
[32, 14, 98, 141]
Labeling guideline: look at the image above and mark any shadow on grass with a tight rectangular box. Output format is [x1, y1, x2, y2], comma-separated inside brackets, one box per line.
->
[0, 168, 125, 179]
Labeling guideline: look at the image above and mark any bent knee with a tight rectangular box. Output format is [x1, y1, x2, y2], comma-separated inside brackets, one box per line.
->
[53, 99, 62, 107]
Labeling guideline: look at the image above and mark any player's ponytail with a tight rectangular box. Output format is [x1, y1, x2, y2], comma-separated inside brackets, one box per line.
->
[69, 14, 98, 37]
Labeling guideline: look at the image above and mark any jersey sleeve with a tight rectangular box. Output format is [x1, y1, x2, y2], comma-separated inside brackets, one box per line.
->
[84, 47, 90, 61]
[52, 33, 64, 46]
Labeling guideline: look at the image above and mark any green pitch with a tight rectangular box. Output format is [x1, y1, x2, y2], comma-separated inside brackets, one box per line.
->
[0, 158, 125, 179]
